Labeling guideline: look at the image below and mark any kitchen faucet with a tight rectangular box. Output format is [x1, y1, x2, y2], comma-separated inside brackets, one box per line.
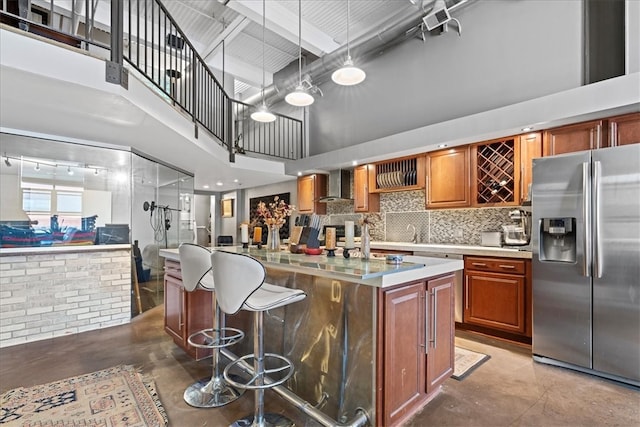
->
[407, 224, 417, 243]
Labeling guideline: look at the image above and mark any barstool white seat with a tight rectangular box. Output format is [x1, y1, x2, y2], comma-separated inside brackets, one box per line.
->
[211, 250, 306, 427]
[178, 243, 245, 408]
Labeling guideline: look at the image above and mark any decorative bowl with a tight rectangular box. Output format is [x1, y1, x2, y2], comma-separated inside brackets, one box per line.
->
[304, 247, 323, 255]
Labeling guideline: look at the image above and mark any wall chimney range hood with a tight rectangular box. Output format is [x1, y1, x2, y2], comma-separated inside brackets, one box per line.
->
[319, 169, 352, 202]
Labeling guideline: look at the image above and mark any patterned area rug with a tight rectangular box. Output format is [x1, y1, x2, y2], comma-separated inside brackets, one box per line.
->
[452, 346, 490, 380]
[0, 365, 167, 426]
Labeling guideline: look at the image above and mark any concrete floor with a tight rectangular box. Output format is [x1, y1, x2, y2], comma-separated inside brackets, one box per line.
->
[1, 305, 638, 426]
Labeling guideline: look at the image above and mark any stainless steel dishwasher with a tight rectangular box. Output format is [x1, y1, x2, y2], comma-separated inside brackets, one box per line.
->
[414, 251, 464, 323]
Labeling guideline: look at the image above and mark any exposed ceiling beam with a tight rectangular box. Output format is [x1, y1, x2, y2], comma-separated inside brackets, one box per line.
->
[207, 54, 271, 89]
[202, 15, 250, 62]
[224, 0, 340, 56]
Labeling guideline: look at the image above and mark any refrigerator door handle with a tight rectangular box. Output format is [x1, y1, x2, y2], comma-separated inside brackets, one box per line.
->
[582, 162, 592, 277]
[593, 160, 602, 278]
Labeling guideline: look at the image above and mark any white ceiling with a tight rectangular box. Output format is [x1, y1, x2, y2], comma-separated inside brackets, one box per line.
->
[161, 0, 425, 96]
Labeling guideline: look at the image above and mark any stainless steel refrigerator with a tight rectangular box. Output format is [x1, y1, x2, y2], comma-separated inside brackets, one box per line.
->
[531, 143, 640, 387]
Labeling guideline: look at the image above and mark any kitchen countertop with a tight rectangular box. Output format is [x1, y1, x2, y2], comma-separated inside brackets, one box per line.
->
[159, 246, 464, 288]
[369, 241, 533, 259]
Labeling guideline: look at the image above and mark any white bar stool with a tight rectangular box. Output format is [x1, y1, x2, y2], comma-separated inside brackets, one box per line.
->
[178, 243, 245, 408]
[211, 250, 307, 427]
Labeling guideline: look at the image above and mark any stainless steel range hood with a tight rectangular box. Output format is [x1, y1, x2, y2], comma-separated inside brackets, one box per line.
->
[319, 169, 352, 203]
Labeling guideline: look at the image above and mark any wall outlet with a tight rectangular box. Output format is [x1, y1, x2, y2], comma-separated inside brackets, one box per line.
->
[454, 228, 464, 239]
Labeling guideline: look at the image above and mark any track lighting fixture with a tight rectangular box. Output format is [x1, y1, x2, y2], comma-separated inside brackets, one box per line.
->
[34, 162, 40, 171]
[4, 155, 11, 167]
[67, 166, 74, 175]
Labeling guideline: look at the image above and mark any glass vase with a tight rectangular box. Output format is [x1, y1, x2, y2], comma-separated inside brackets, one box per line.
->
[266, 225, 281, 252]
[362, 223, 371, 260]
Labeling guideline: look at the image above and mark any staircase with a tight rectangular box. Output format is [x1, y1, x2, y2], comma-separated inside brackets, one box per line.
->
[0, 0, 305, 162]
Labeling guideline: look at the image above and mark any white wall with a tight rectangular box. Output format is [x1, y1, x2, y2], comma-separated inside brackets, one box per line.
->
[83, 190, 112, 226]
[0, 174, 29, 221]
[308, 0, 584, 154]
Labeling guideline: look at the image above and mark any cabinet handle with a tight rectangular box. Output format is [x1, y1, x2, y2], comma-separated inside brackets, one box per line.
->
[465, 276, 469, 310]
[499, 264, 516, 269]
[471, 262, 487, 267]
[520, 164, 524, 201]
[424, 290, 429, 354]
[425, 176, 429, 204]
[431, 290, 437, 349]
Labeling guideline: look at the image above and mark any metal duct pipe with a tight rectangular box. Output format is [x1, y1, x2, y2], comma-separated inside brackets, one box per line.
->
[220, 347, 370, 427]
[243, 0, 471, 107]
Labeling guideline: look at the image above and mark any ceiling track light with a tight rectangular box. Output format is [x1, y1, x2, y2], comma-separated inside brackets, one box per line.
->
[4, 154, 11, 167]
[67, 166, 74, 176]
[286, 0, 315, 107]
[332, 0, 366, 86]
[34, 162, 40, 171]
[251, 0, 276, 123]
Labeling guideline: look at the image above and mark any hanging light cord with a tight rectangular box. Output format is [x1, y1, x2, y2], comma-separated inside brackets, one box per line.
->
[261, 0, 266, 105]
[346, 0, 351, 60]
[298, 0, 302, 85]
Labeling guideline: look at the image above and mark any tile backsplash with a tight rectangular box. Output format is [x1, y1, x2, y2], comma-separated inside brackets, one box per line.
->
[323, 189, 515, 245]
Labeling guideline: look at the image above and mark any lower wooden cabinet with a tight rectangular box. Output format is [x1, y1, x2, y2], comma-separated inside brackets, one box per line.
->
[463, 257, 531, 339]
[425, 275, 454, 393]
[380, 274, 454, 426]
[163, 259, 213, 360]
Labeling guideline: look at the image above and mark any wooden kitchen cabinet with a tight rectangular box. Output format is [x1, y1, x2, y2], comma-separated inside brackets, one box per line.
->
[380, 274, 454, 426]
[163, 259, 213, 360]
[472, 137, 520, 207]
[371, 155, 425, 193]
[297, 173, 327, 214]
[463, 257, 531, 339]
[425, 274, 454, 394]
[518, 132, 542, 203]
[354, 164, 379, 212]
[608, 112, 640, 146]
[425, 146, 470, 208]
[543, 119, 606, 156]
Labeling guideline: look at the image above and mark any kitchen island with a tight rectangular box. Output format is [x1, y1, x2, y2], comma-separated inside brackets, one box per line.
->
[159, 247, 463, 426]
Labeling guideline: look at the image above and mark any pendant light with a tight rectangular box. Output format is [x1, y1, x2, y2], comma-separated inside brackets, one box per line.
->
[285, 0, 314, 107]
[251, 0, 277, 123]
[332, 0, 366, 86]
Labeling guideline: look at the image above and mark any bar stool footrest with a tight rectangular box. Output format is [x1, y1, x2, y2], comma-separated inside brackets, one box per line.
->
[223, 353, 294, 390]
[187, 327, 244, 350]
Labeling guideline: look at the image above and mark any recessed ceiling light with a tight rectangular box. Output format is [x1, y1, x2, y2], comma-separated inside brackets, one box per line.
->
[203, 185, 210, 189]
[437, 144, 448, 148]
[216, 181, 223, 186]
[522, 127, 533, 132]
[233, 179, 239, 183]
[297, 171, 302, 176]
[352, 160, 358, 166]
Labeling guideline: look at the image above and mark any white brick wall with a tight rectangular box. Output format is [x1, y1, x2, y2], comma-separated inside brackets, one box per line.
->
[0, 248, 131, 348]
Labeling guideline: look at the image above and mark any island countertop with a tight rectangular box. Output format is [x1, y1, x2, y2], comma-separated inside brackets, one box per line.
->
[159, 246, 463, 288]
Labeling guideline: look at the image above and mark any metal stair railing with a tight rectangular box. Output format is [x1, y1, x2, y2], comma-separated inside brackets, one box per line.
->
[1, 0, 305, 161]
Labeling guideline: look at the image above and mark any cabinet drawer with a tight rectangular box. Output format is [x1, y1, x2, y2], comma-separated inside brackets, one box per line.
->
[164, 259, 182, 279]
[465, 257, 525, 275]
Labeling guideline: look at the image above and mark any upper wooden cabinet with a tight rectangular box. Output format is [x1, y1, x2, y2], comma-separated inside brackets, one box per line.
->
[543, 119, 606, 156]
[518, 132, 542, 204]
[608, 112, 640, 146]
[371, 155, 425, 193]
[425, 146, 470, 209]
[472, 137, 520, 207]
[354, 164, 379, 212]
[297, 173, 327, 214]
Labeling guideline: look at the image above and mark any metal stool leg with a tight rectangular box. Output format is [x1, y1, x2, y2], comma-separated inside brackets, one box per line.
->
[183, 295, 245, 408]
[231, 311, 293, 427]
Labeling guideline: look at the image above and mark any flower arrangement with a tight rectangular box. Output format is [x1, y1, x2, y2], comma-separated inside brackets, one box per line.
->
[256, 196, 295, 227]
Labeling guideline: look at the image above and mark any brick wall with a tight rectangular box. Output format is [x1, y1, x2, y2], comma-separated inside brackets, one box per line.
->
[0, 248, 132, 348]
